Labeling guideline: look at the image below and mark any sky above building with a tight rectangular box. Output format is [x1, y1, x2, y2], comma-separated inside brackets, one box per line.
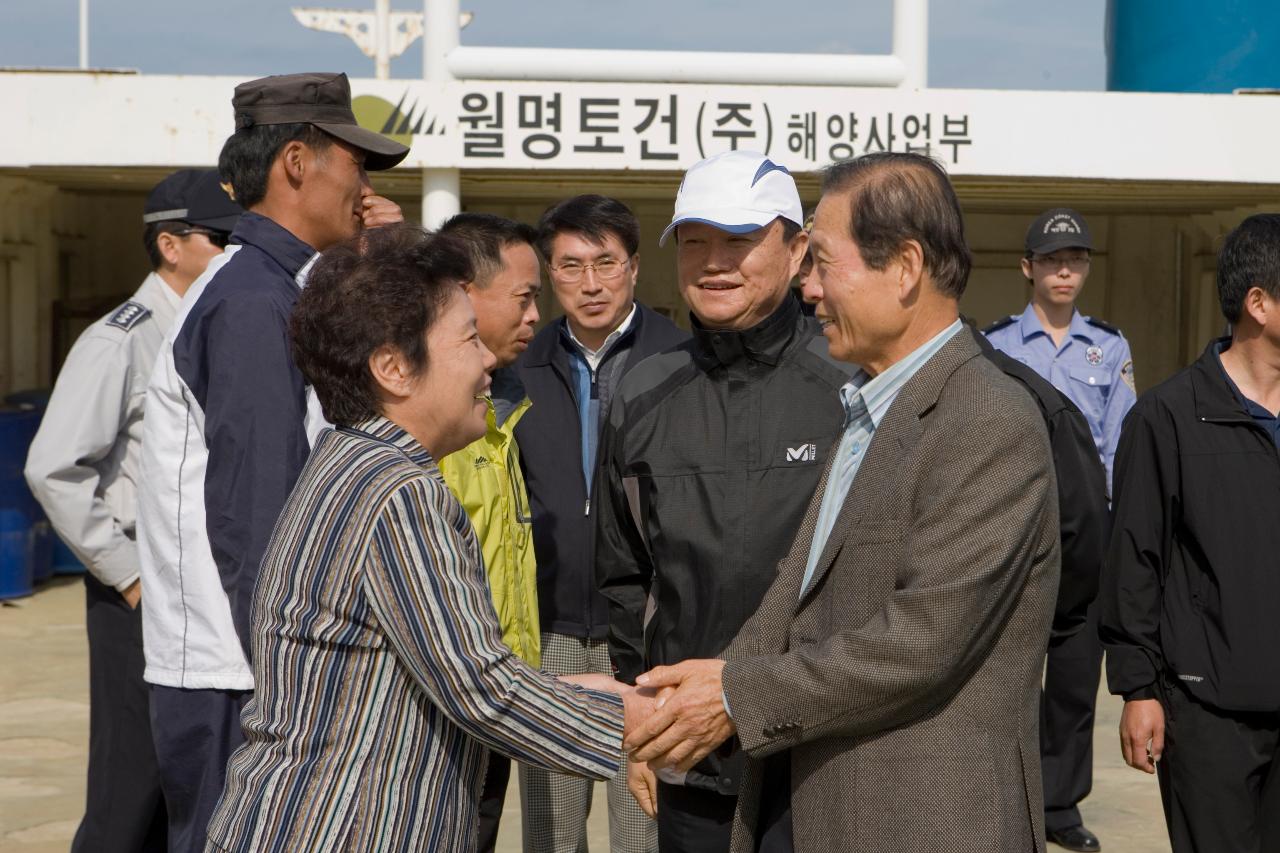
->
[0, 0, 1107, 90]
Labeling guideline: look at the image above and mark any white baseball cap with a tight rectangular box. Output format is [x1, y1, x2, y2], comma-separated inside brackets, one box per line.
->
[658, 150, 804, 247]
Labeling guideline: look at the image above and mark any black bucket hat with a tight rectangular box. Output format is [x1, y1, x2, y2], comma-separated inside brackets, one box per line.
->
[232, 72, 409, 171]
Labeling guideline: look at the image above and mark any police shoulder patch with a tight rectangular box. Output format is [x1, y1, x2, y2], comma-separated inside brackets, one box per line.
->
[982, 315, 1017, 335]
[1121, 359, 1136, 393]
[1083, 315, 1121, 336]
[104, 301, 152, 332]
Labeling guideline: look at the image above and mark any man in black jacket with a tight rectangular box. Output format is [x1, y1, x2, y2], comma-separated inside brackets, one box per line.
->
[515, 194, 687, 853]
[1101, 213, 1280, 853]
[596, 151, 850, 852]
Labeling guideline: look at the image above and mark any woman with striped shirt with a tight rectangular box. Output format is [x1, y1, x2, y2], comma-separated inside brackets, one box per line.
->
[205, 225, 646, 852]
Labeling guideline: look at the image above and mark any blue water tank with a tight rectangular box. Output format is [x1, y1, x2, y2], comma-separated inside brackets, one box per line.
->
[0, 407, 51, 599]
[1107, 0, 1280, 92]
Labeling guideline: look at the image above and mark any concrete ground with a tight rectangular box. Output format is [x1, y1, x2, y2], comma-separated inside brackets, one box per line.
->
[2, 577, 1170, 852]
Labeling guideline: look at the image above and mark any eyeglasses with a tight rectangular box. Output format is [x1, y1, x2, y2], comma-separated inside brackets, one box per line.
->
[173, 227, 230, 249]
[1031, 254, 1090, 271]
[549, 256, 630, 283]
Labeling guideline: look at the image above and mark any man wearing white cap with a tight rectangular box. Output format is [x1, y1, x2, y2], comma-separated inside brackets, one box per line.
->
[596, 150, 850, 851]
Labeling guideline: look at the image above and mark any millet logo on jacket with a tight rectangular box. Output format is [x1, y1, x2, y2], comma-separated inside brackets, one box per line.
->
[786, 443, 817, 463]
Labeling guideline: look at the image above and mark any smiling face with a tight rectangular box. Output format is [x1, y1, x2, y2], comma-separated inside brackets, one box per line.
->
[405, 288, 496, 458]
[302, 137, 374, 251]
[675, 219, 806, 331]
[465, 241, 542, 368]
[803, 190, 906, 369]
[546, 229, 638, 349]
[1022, 249, 1090, 311]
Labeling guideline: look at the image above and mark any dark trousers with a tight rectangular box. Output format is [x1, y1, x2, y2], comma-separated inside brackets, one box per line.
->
[755, 753, 794, 853]
[71, 574, 167, 853]
[657, 781, 736, 853]
[149, 683, 251, 853]
[1157, 679, 1280, 853]
[1040, 603, 1103, 833]
[476, 753, 511, 853]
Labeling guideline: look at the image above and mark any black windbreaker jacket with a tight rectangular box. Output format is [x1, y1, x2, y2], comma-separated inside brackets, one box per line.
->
[514, 304, 688, 639]
[976, 327, 1110, 639]
[596, 295, 850, 791]
[1101, 338, 1280, 712]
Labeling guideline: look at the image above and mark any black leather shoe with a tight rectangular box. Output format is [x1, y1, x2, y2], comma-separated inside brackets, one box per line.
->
[1047, 824, 1100, 852]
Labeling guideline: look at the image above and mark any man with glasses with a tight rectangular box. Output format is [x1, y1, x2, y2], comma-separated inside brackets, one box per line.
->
[24, 169, 241, 853]
[985, 208, 1136, 853]
[515, 194, 685, 853]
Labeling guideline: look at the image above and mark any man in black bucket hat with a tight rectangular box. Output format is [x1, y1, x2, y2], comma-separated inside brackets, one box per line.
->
[135, 72, 407, 852]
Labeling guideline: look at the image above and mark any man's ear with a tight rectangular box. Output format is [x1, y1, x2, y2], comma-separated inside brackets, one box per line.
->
[368, 344, 413, 399]
[279, 139, 307, 187]
[785, 229, 809, 279]
[1244, 285, 1273, 328]
[1020, 256, 1034, 282]
[896, 239, 926, 299]
[156, 231, 182, 268]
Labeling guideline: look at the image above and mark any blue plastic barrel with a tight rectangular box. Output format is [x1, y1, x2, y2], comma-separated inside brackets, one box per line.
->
[1107, 0, 1280, 93]
[0, 407, 47, 599]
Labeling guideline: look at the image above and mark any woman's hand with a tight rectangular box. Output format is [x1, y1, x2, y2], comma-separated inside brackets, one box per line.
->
[558, 673, 619, 693]
[627, 758, 659, 819]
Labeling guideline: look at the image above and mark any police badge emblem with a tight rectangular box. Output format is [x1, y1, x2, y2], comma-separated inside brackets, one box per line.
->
[1085, 345, 1104, 366]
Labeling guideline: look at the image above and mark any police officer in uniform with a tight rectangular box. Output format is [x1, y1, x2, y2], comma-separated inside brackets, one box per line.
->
[24, 170, 240, 853]
[984, 208, 1136, 852]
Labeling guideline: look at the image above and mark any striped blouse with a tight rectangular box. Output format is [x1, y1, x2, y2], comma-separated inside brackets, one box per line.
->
[205, 416, 624, 853]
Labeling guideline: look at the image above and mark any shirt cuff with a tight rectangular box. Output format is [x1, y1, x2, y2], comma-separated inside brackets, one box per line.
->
[722, 689, 733, 720]
[1123, 685, 1158, 702]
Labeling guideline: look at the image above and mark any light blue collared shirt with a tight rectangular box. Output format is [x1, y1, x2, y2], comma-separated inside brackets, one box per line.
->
[984, 304, 1135, 491]
[798, 319, 963, 599]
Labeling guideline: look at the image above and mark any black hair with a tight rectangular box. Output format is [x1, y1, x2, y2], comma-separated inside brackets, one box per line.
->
[1217, 213, 1280, 324]
[290, 224, 472, 427]
[535, 194, 641, 261]
[436, 212, 538, 288]
[217, 123, 333, 209]
[821, 152, 972, 299]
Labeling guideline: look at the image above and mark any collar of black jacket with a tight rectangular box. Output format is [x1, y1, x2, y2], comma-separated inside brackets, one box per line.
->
[691, 292, 800, 368]
[1191, 336, 1258, 423]
[228, 212, 318, 281]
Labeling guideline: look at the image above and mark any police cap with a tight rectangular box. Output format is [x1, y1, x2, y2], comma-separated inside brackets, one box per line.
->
[1025, 208, 1093, 255]
[143, 169, 243, 234]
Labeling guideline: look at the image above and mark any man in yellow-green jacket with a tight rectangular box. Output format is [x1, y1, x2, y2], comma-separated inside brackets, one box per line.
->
[436, 213, 543, 852]
[439, 385, 538, 664]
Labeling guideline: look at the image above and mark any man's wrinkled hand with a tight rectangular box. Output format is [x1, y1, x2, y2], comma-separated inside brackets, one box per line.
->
[1119, 698, 1165, 774]
[627, 757, 659, 819]
[625, 659, 735, 773]
[361, 195, 403, 228]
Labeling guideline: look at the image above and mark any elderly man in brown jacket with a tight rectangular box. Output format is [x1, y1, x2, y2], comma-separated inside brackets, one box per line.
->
[625, 152, 1060, 853]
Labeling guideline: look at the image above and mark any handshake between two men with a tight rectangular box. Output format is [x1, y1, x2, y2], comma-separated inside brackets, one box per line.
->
[562, 659, 732, 819]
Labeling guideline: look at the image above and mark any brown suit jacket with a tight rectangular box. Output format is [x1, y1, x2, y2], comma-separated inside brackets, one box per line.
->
[721, 328, 1060, 853]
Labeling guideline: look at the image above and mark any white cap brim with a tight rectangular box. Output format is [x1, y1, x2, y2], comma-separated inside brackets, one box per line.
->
[658, 209, 798, 247]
